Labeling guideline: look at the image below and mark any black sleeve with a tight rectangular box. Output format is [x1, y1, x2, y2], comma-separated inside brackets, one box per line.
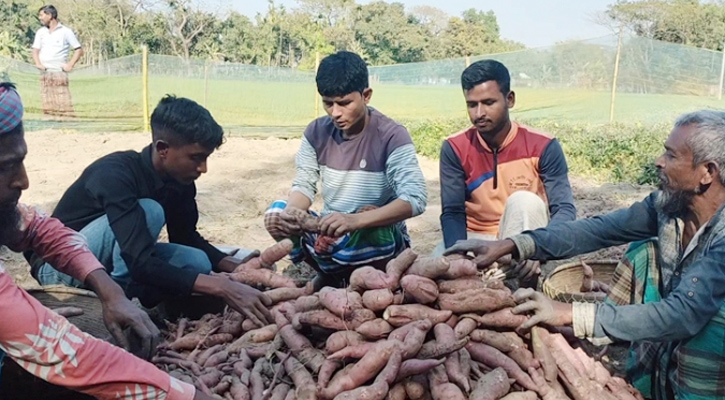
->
[86, 171, 199, 296]
[440, 140, 469, 249]
[539, 139, 577, 225]
[166, 184, 227, 269]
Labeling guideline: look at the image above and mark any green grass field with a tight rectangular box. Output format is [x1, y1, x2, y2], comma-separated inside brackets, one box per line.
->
[8, 69, 725, 134]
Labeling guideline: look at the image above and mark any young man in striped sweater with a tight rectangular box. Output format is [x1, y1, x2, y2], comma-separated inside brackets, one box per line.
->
[265, 51, 427, 290]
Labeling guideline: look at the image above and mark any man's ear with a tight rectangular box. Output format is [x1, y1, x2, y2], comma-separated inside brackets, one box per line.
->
[507, 90, 516, 109]
[702, 162, 719, 186]
[154, 140, 170, 158]
[362, 87, 373, 104]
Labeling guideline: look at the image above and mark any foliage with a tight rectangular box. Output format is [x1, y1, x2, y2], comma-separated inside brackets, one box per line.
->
[406, 117, 667, 185]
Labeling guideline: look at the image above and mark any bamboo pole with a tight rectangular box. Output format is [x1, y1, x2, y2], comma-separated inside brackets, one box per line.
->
[609, 26, 624, 124]
[142, 45, 150, 132]
[314, 51, 321, 118]
[718, 41, 725, 100]
[465, 55, 471, 68]
[204, 61, 209, 107]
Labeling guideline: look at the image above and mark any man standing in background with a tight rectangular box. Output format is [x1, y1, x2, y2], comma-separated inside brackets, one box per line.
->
[32, 5, 82, 117]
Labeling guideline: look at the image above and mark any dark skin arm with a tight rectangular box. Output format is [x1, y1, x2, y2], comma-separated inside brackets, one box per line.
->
[84, 269, 160, 360]
[319, 199, 413, 237]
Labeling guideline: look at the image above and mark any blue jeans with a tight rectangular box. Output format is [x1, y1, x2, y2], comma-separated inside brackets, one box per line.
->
[36, 199, 214, 291]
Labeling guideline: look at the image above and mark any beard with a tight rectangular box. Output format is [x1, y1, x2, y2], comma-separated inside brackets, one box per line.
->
[0, 203, 21, 247]
[657, 175, 696, 218]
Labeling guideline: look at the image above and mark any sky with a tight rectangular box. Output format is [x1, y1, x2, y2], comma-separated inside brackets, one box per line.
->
[225, 0, 617, 48]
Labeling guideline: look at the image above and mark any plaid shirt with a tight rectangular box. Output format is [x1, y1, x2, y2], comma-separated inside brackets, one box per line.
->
[512, 191, 725, 400]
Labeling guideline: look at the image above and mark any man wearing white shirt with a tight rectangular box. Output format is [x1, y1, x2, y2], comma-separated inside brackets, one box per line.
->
[31, 5, 82, 117]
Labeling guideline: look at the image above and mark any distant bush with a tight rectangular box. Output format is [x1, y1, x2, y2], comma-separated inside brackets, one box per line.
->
[405, 118, 668, 185]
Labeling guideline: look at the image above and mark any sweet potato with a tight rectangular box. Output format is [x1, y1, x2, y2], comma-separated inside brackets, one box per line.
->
[197, 344, 225, 366]
[437, 289, 515, 314]
[295, 295, 322, 313]
[234, 239, 294, 272]
[469, 367, 510, 400]
[459, 348, 471, 382]
[386, 248, 419, 283]
[362, 289, 395, 312]
[396, 358, 445, 381]
[219, 319, 244, 336]
[466, 342, 537, 392]
[499, 392, 537, 400]
[383, 305, 452, 327]
[284, 208, 320, 232]
[438, 278, 503, 294]
[387, 383, 407, 400]
[278, 325, 326, 374]
[203, 349, 230, 368]
[349, 266, 395, 292]
[230, 268, 296, 288]
[375, 350, 403, 385]
[242, 319, 258, 331]
[356, 319, 394, 340]
[469, 329, 526, 353]
[279, 353, 317, 400]
[269, 384, 291, 400]
[405, 376, 430, 400]
[332, 381, 389, 400]
[169, 333, 234, 351]
[327, 342, 376, 360]
[319, 287, 363, 318]
[454, 318, 478, 339]
[442, 258, 477, 279]
[444, 350, 470, 393]
[531, 327, 557, 383]
[241, 324, 279, 343]
[349, 308, 377, 328]
[470, 308, 529, 329]
[318, 359, 342, 389]
[417, 337, 469, 359]
[198, 370, 224, 390]
[389, 319, 433, 343]
[51, 306, 84, 318]
[399, 321, 429, 359]
[508, 347, 540, 371]
[580, 260, 594, 292]
[230, 376, 250, 400]
[267, 282, 315, 305]
[293, 310, 347, 331]
[320, 340, 397, 399]
[212, 376, 233, 395]
[406, 257, 450, 280]
[401, 275, 439, 304]
[325, 331, 367, 354]
[428, 365, 466, 400]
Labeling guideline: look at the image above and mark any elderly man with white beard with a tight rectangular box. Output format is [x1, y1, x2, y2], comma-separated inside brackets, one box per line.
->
[445, 110, 725, 400]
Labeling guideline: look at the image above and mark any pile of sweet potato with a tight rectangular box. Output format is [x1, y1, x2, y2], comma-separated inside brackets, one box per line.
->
[154, 243, 642, 400]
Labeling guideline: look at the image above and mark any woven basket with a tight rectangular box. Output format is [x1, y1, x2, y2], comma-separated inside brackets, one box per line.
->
[26, 285, 111, 340]
[543, 260, 618, 303]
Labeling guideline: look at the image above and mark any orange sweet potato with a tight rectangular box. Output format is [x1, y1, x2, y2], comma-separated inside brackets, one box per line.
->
[233, 239, 294, 272]
[266, 282, 315, 305]
[383, 305, 452, 327]
[239, 324, 278, 343]
[325, 331, 367, 354]
[406, 257, 450, 280]
[356, 319, 394, 340]
[466, 342, 537, 391]
[279, 353, 317, 400]
[278, 325, 326, 374]
[386, 249, 419, 280]
[349, 266, 395, 292]
[400, 275, 439, 304]
[428, 365, 466, 400]
[362, 288, 395, 312]
[531, 327, 558, 383]
[469, 329, 526, 353]
[417, 337, 469, 359]
[469, 367, 510, 400]
[320, 340, 398, 399]
[332, 380, 389, 400]
[580, 260, 594, 292]
[318, 359, 342, 390]
[293, 310, 347, 331]
[442, 258, 478, 279]
[437, 278, 505, 294]
[454, 318, 478, 339]
[396, 358, 445, 381]
[404, 376, 430, 400]
[295, 295, 322, 313]
[470, 308, 529, 329]
[387, 383, 408, 400]
[319, 287, 363, 318]
[389, 319, 433, 342]
[437, 289, 515, 314]
[444, 349, 470, 393]
[499, 391, 538, 400]
[327, 342, 376, 360]
[375, 350, 403, 386]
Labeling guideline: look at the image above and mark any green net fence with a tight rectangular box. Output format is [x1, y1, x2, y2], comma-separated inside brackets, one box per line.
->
[2, 33, 725, 134]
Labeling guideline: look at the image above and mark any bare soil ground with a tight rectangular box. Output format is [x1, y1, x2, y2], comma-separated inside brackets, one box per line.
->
[4, 130, 653, 290]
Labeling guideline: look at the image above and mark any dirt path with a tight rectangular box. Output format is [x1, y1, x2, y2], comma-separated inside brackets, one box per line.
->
[4, 130, 653, 289]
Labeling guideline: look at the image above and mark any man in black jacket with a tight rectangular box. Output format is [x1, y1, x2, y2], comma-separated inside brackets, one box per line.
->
[27, 95, 271, 326]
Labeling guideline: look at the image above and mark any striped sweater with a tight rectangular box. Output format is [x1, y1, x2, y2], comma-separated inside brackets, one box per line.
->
[292, 108, 427, 217]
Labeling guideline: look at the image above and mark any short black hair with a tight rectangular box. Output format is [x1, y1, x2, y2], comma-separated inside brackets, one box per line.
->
[39, 5, 58, 19]
[316, 51, 369, 97]
[150, 95, 224, 150]
[461, 59, 511, 94]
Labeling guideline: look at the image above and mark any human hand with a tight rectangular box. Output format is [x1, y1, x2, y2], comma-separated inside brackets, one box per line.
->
[61, 64, 73, 72]
[319, 212, 360, 237]
[276, 207, 304, 237]
[101, 296, 161, 360]
[219, 279, 272, 327]
[35, 64, 46, 71]
[511, 288, 573, 331]
[443, 238, 515, 268]
[501, 259, 541, 281]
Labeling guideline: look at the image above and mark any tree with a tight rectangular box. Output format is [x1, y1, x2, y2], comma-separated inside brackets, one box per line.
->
[164, 0, 217, 60]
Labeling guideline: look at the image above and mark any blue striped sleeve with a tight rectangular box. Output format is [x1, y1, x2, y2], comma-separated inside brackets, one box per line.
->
[386, 144, 427, 216]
